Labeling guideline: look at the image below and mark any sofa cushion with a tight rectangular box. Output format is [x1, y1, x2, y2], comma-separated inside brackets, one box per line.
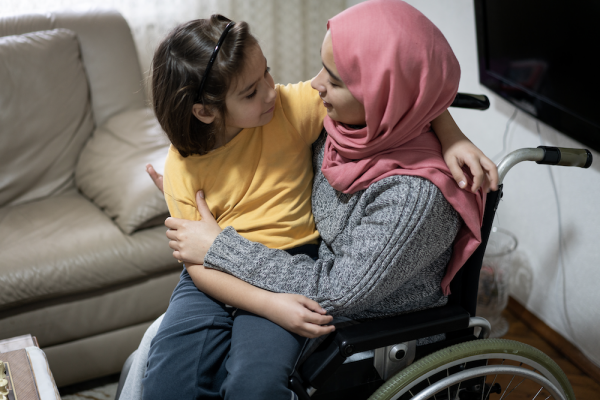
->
[0, 272, 180, 349]
[75, 108, 170, 234]
[0, 189, 177, 311]
[0, 28, 94, 207]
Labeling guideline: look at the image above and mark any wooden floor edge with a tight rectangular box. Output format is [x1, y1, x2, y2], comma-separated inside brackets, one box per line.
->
[507, 296, 600, 383]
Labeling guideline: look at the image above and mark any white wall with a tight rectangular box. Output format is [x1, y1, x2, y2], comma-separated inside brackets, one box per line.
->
[401, 0, 600, 366]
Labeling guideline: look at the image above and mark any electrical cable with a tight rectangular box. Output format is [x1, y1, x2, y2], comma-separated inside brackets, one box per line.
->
[492, 107, 519, 227]
[536, 121, 576, 339]
[491, 108, 519, 163]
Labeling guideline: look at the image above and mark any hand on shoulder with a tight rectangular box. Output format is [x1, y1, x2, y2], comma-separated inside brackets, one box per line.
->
[443, 138, 499, 193]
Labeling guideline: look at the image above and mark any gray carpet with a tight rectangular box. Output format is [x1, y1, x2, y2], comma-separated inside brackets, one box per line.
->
[61, 382, 118, 400]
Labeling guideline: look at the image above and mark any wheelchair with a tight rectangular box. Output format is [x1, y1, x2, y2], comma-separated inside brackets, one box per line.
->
[115, 93, 592, 400]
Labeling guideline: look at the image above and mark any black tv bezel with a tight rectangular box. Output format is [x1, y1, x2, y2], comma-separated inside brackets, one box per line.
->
[473, 0, 600, 153]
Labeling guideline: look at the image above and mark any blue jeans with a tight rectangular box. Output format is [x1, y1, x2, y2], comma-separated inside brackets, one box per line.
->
[143, 245, 318, 400]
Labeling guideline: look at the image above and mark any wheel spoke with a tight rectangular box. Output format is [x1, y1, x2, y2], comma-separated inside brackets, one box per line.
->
[485, 374, 499, 399]
[454, 362, 466, 395]
[480, 359, 489, 400]
[427, 377, 437, 400]
[503, 376, 527, 398]
[484, 359, 503, 400]
[501, 363, 538, 399]
[531, 386, 544, 400]
[498, 373, 517, 400]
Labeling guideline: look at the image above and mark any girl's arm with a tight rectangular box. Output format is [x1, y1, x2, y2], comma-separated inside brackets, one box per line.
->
[184, 264, 334, 338]
[176, 176, 460, 317]
[431, 110, 498, 193]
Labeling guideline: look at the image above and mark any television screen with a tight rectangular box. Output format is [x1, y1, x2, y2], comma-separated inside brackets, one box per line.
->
[474, 0, 600, 152]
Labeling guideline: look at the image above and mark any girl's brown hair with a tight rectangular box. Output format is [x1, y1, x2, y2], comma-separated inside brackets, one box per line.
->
[151, 15, 258, 157]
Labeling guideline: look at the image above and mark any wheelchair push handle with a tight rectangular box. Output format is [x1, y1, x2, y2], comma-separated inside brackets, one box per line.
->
[450, 93, 490, 110]
[536, 146, 593, 168]
[497, 146, 593, 184]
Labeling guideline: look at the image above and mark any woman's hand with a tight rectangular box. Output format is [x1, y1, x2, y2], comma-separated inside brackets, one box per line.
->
[263, 293, 335, 338]
[443, 138, 499, 193]
[166, 190, 222, 264]
[146, 163, 164, 193]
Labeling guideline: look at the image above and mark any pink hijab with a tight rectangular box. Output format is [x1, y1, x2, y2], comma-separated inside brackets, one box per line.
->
[321, 0, 485, 295]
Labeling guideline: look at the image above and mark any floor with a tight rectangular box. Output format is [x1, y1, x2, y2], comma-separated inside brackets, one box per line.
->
[58, 308, 600, 399]
[61, 382, 118, 400]
[501, 309, 600, 400]
[59, 371, 120, 400]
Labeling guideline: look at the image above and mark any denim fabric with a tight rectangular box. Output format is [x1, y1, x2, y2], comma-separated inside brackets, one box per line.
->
[143, 244, 318, 400]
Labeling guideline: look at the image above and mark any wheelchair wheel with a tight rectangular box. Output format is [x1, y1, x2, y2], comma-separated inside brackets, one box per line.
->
[368, 339, 575, 400]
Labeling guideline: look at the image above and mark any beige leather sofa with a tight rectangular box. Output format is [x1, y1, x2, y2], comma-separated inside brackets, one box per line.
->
[0, 9, 181, 387]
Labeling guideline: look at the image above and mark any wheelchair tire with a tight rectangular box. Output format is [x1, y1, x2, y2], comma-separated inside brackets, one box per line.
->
[367, 338, 575, 400]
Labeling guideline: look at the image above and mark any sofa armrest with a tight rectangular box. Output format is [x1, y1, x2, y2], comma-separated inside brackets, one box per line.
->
[76, 108, 170, 234]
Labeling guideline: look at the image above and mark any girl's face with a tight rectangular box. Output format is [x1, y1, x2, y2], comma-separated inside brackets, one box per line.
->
[219, 45, 276, 147]
[311, 30, 366, 126]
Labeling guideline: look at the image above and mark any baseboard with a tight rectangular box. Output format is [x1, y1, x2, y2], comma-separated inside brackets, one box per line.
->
[507, 296, 600, 383]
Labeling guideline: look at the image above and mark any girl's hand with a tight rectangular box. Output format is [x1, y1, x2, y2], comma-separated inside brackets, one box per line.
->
[431, 110, 499, 193]
[146, 163, 164, 193]
[264, 293, 335, 338]
[165, 190, 222, 264]
[443, 139, 499, 193]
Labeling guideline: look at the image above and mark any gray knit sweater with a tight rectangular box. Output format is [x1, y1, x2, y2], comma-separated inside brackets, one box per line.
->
[205, 132, 462, 319]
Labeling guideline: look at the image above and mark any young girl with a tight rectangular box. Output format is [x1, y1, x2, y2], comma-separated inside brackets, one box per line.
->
[141, 4, 495, 399]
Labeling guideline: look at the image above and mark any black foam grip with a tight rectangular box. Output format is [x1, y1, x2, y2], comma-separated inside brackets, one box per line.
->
[536, 146, 561, 165]
[451, 93, 490, 110]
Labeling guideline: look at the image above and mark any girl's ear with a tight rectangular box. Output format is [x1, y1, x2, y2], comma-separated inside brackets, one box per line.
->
[192, 104, 216, 124]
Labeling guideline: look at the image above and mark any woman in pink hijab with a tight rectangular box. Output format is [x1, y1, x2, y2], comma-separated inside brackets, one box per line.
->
[316, 0, 486, 295]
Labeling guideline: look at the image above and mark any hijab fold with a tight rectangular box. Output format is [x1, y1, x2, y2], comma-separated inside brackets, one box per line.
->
[321, 0, 485, 295]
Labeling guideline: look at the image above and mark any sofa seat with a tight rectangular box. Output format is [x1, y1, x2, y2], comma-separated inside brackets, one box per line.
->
[0, 188, 176, 315]
[0, 186, 181, 361]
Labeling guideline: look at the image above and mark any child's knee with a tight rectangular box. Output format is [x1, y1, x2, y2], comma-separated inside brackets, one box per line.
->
[221, 363, 293, 400]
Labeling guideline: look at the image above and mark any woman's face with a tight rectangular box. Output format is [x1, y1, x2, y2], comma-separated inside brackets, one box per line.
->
[311, 30, 366, 126]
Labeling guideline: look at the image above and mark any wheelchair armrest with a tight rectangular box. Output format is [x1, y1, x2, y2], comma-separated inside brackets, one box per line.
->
[297, 304, 471, 389]
[335, 305, 470, 357]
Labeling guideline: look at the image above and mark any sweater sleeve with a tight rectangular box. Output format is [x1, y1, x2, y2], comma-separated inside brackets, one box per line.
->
[204, 176, 460, 315]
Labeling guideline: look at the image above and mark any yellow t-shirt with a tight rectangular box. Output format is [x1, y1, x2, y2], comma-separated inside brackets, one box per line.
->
[163, 81, 326, 250]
